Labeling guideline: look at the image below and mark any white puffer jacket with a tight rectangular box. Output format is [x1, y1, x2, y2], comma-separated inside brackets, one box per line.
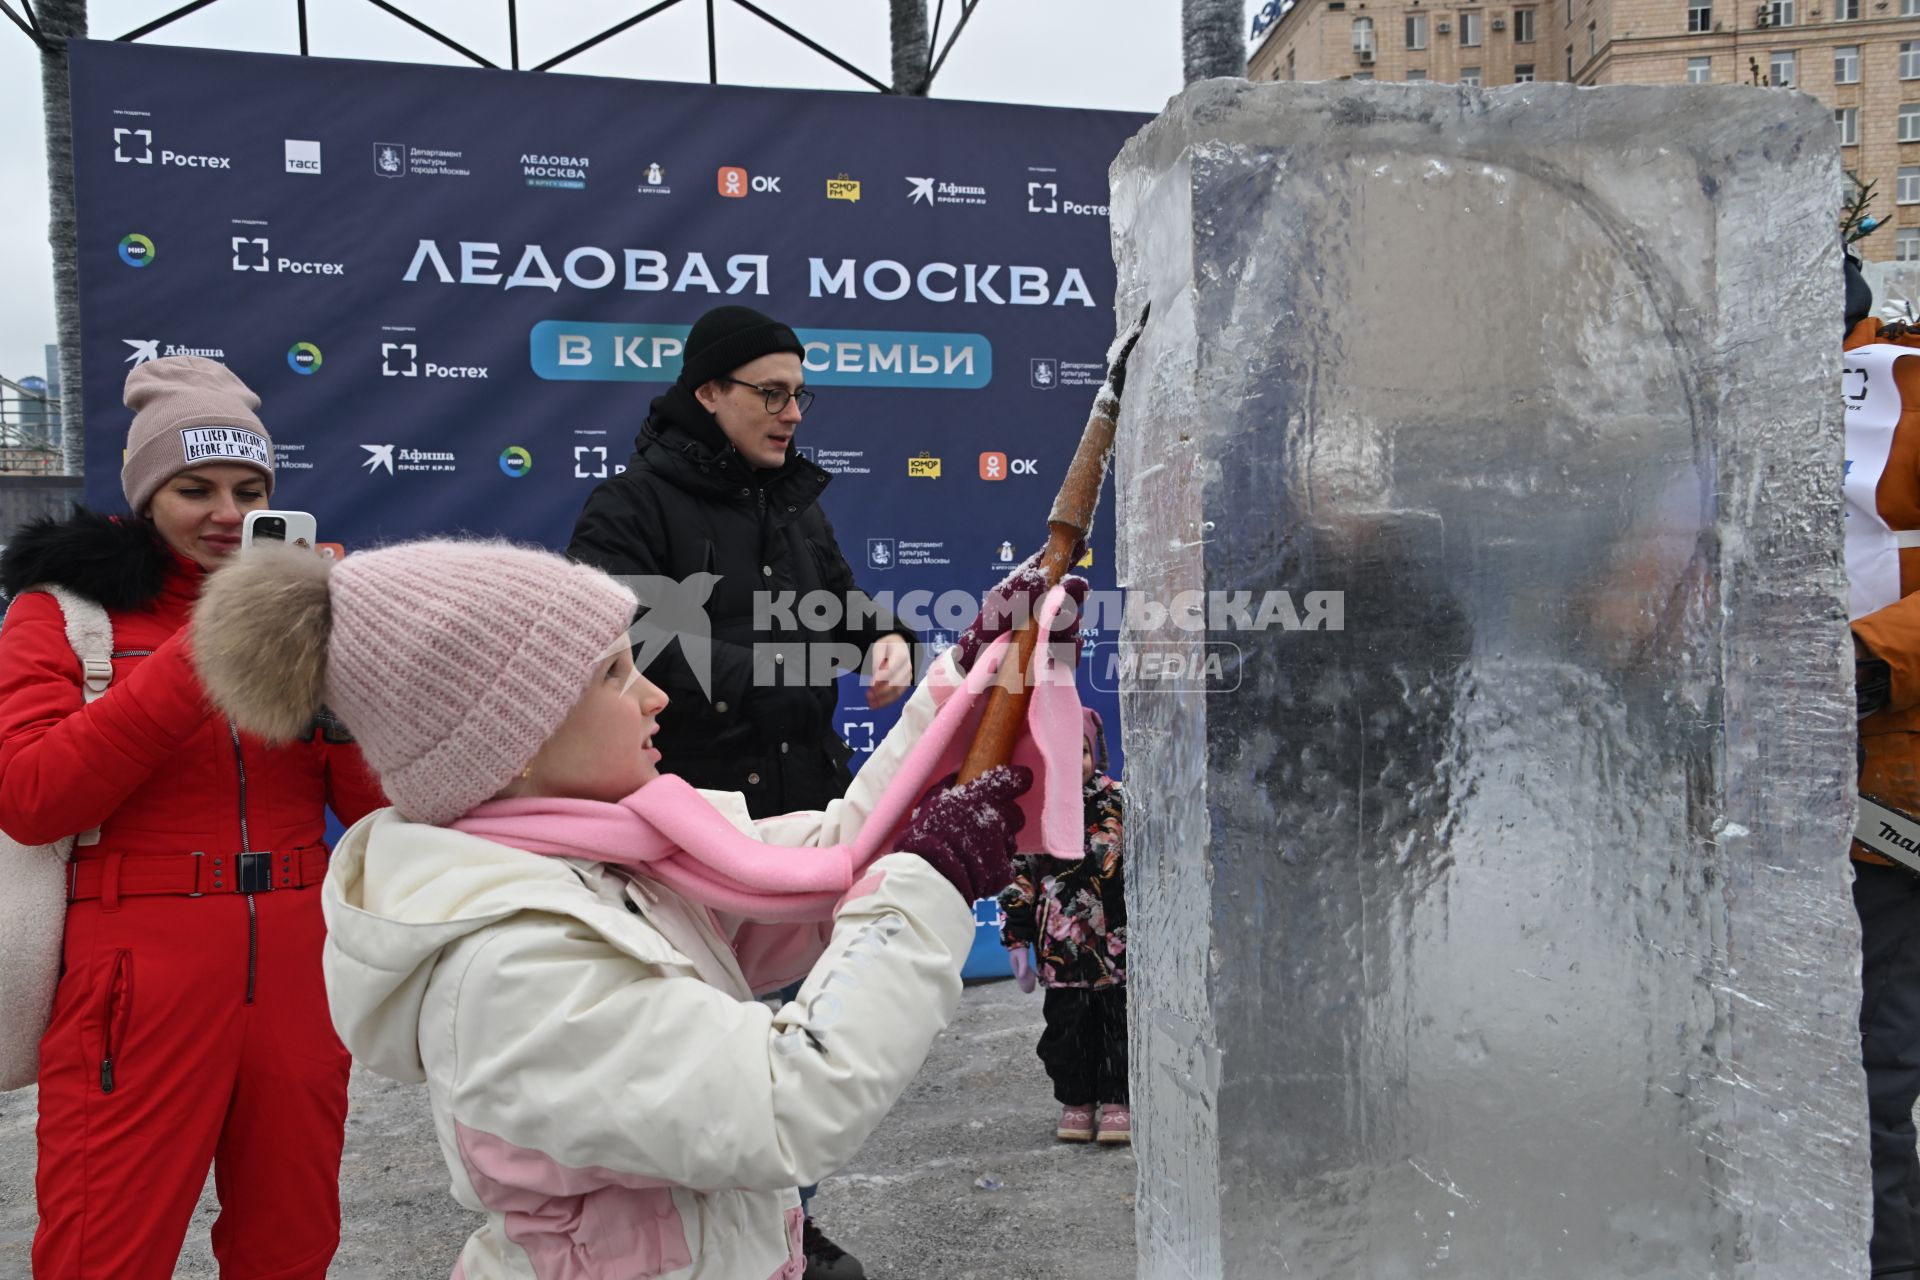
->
[320, 675, 978, 1280]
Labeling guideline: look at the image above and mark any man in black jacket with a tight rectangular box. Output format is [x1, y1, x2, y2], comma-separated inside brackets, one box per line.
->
[568, 305, 912, 825]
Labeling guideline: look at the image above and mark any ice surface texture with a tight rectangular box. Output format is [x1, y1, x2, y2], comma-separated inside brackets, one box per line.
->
[1109, 80, 1860, 1279]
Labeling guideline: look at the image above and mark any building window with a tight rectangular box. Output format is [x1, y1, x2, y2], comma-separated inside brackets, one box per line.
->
[1770, 48, 1795, 87]
[1687, 0, 1712, 31]
[1353, 71, 1375, 79]
[1407, 13, 1428, 48]
[1287, 49, 1296, 80]
[1587, 20, 1597, 59]
[1900, 228, 1920, 262]
[1901, 166, 1920, 204]
[1566, 43, 1574, 78]
[1837, 106, 1860, 145]
[1461, 65, 1482, 84]
[1407, 68, 1429, 79]
[1513, 8, 1536, 40]
[1353, 15, 1376, 55]
[1688, 56, 1711, 82]
[1902, 102, 1920, 141]
[1907, 0, 1920, 16]
[1903, 41, 1920, 80]
[1515, 63, 1536, 81]
[1837, 45, 1861, 84]
[1836, 0, 1861, 17]
[1767, 0, 1793, 25]
[1460, 10, 1483, 45]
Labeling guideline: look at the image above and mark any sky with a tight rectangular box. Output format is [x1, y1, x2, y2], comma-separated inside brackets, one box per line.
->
[0, 0, 1266, 385]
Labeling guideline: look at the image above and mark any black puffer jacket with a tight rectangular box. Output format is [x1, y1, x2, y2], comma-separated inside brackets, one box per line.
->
[567, 386, 910, 817]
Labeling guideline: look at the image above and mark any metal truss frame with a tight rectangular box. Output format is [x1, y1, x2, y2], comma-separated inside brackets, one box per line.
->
[5, 0, 985, 95]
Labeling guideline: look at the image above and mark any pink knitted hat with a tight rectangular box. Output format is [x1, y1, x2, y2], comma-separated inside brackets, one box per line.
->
[121, 356, 275, 515]
[325, 541, 638, 825]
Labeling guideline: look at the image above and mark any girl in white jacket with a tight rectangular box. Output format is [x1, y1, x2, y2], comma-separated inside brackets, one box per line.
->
[188, 538, 1085, 1280]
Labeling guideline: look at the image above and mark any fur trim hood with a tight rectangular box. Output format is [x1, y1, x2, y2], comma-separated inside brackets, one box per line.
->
[0, 506, 176, 611]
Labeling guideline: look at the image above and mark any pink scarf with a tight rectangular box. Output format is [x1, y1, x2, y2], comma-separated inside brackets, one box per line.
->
[450, 593, 1085, 922]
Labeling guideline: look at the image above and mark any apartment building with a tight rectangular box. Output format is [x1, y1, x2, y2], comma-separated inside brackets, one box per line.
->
[1247, 0, 1920, 259]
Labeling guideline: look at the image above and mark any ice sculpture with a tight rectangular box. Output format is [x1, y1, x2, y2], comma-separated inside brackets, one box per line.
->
[1109, 80, 1863, 1278]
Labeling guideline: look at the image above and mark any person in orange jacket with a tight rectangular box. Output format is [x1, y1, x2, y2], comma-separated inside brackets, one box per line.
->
[0, 357, 387, 1278]
[1845, 249, 1920, 1278]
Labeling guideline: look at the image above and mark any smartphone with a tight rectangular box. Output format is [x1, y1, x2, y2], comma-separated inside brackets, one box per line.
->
[242, 509, 318, 552]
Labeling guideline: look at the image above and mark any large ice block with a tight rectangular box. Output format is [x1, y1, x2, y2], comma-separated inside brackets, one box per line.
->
[1110, 81, 1862, 1278]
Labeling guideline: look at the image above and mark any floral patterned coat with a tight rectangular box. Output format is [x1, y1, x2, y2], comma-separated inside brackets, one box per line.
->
[997, 774, 1125, 990]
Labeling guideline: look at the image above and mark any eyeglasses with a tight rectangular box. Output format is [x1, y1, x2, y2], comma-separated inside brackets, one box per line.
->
[722, 377, 815, 416]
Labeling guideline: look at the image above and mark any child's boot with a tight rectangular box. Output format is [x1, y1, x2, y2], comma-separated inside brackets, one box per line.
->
[1057, 1103, 1096, 1142]
[1096, 1104, 1132, 1145]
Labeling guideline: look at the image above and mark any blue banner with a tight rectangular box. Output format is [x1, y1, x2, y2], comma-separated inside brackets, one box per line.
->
[69, 40, 1144, 771]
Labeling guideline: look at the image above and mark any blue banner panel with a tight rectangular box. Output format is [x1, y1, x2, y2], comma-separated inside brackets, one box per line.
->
[69, 41, 1144, 772]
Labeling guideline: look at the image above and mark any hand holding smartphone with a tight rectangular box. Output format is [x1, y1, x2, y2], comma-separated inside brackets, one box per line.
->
[241, 510, 318, 552]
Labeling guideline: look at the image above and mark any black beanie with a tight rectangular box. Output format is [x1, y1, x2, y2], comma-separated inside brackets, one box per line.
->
[677, 306, 806, 390]
[1846, 252, 1874, 336]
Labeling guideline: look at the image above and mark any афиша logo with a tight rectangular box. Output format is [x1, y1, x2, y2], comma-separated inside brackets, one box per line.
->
[498, 446, 533, 478]
[118, 233, 155, 268]
[286, 342, 324, 375]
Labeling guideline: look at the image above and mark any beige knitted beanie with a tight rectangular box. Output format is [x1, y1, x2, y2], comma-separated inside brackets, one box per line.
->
[121, 356, 275, 515]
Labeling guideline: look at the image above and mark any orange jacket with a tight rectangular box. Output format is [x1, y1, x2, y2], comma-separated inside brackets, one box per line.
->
[1848, 317, 1920, 863]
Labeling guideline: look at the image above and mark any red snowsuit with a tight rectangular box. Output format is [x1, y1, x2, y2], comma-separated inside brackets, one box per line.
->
[0, 512, 386, 1279]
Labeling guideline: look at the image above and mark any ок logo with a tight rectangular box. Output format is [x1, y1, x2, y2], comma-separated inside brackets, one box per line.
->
[1027, 182, 1059, 214]
[907, 452, 941, 479]
[232, 236, 269, 271]
[286, 342, 324, 375]
[374, 143, 407, 177]
[498, 446, 533, 478]
[118, 233, 155, 268]
[360, 444, 396, 475]
[113, 128, 153, 164]
[381, 342, 418, 377]
[122, 339, 160, 366]
[980, 451, 1007, 480]
[718, 166, 781, 197]
[285, 139, 321, 175]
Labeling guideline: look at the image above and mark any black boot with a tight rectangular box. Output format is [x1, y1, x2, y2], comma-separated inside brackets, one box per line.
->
[802, 1217, 866, 1280]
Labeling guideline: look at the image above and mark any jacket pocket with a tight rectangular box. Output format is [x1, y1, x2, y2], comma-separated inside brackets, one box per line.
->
[98, 949, 133, 1094]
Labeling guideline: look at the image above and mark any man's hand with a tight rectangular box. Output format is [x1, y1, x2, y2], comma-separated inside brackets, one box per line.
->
[865, 632, 912, 709]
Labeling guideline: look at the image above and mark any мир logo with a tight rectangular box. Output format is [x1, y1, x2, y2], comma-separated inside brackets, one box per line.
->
[118, 233, 156, 268]
[286, 342, 324, 375]
[498, 446, 533, 478]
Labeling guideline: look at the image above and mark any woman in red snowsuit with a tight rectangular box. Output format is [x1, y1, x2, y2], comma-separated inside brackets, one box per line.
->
[0, 357, 385, 1278]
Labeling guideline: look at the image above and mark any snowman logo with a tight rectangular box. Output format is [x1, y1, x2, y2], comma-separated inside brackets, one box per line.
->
[646, 162, 665, 186]
[997, 541, 1016, 562]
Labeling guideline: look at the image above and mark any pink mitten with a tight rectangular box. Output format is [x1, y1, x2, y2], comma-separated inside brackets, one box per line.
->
[1008, 946, 1037, 994]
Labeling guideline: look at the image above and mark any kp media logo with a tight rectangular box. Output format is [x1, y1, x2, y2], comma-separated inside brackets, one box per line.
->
[118, 233, 155, 268]
[286, 342, 324, 375]
[498, 446, 533, 478]
[113, 128, 153, 165]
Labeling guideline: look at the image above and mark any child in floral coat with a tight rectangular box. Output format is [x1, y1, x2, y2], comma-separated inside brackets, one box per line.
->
[999, 707, 1128, 1144]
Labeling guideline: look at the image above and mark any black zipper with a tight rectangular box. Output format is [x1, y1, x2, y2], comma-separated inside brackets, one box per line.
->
[228, 719, 258, 1006]
[100, 949, 132, 1093]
